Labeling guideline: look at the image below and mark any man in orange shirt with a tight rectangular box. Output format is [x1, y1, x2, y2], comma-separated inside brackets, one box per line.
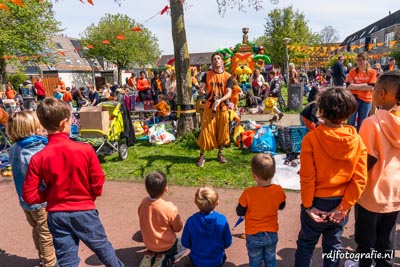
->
[294, 88, 367, 267]
[136, 71, 151, 102]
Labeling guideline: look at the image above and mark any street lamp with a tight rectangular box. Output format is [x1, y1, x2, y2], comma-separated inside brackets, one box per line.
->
[283, 37, 291, 84]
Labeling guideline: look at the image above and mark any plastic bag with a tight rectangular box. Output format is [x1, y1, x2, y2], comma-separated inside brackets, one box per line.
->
[250, 125, 276, 154]
[148, 123, 175, 145]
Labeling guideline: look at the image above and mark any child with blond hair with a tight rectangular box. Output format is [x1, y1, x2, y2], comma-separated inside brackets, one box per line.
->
[138, 171, 186, 267]
[7, 111, 57, 267]
[237, 153, 286, 266]
[182, 187, 232, 267]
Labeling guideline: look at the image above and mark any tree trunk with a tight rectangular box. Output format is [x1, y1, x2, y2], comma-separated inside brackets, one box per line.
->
[117, 66, 122, 86]
[170, 0, 198, 136]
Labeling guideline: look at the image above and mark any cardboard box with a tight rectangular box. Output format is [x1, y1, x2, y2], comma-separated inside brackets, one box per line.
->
[79, 106, 110, 137]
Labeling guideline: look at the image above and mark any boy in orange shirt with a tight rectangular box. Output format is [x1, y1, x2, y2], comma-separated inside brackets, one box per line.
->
[346, 72, 400, 267]
[153, 94, 170, 119]
[294, 88, 368, 267]
[236, 153, 286, 266]
[138, 171, 186, 267]
[230, 79, 243, 110]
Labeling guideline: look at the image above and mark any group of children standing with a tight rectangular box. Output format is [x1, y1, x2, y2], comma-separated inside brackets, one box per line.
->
[6, 70, 400, 267]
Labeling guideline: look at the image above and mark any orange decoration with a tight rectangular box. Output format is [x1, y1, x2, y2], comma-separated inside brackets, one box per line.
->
[116, 34, 125, 40]
[4, 55, 13, 59]
[87, 0, 94, 5]
[59, 51, 65, 56]
[11, 0, 24, 7]
[101, 40, 111, 45]
[0, 3, 9, 11]
[86, 44, 94, 49]
[132, 27, 142, 32]
[80, 0, 84, 3]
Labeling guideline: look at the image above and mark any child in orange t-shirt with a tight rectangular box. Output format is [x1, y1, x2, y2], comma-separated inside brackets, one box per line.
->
[138, 171, 186, 267]
[153, 94, 170, 118]
[295, 88, 368, 267]
[62, 87, 73, 108]
[236, 153, 286, 266]
[230, 79, 243, 110]
[348, 72, 400, 267]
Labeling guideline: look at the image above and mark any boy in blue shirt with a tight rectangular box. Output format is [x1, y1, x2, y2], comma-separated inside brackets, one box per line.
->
[181, 187, 232, 267]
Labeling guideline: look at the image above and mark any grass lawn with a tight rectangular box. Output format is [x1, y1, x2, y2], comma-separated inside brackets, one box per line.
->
[100, 133, 256, 189]
[101, 86, 306, 189]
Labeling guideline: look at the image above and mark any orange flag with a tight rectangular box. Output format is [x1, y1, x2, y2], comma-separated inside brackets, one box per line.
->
[80, 0, 84, 3]
[101, 40, 111, 45]
[86, 44, 94, 49]
[132, 27, 142, 32]
[87, 0, 94, 5]
[11, 0, 24, 7]
[4, 55, 13, 59]
[0, 3, 9, 11]
[116, 34, 125, 40]
[59, 51, 65, 56]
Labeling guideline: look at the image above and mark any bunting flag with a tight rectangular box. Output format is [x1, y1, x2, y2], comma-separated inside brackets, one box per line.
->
[87, 0, 94, 5]
[0, 3, 9, 11]
[144, 5, 169, 23]
[160, 5, 169, 15]
[86, 44, 94, 49]
[59, 51, 65, 56]
[116, 34, 125, 40]
[132, 27, 142, 32]
[101, 40, 111, 45]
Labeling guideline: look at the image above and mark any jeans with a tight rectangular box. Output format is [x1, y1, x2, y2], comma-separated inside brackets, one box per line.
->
[354, 204, 398, 267]
[24, 208, 57, 267]
[246, 231, 278, 267]
[347, 95, 371, 131]
[48, 209, 124, 267]
[295, 197, 348, 267]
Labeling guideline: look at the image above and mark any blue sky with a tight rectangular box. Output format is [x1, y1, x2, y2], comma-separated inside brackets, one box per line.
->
[53, 0, 397, 55]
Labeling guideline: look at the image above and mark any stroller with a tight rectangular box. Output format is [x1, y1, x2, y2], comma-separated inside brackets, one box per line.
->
[79, 100, 135, 160]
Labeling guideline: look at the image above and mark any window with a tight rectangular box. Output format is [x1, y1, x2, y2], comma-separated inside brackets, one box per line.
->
[76, 59, 81, 65]
[368, 26, 376, 34]
[56, 43, 63, 49]
[359, 31, 366, 38]
[385, 32, 394, 46]
[373, 38, 377, 49]
[65, 58, 72, 65]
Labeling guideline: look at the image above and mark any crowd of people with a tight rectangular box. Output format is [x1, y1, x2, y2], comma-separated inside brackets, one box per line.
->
[3, 52, 400, 267]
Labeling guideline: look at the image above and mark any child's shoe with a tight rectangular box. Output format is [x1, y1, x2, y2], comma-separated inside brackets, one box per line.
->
[152, 254, 166, 267]
[140, 253, 154, 267]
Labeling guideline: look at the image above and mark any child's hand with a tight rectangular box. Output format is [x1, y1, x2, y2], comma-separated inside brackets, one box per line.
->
[327, 208, 347, 223]
[306, 207, 328, 223]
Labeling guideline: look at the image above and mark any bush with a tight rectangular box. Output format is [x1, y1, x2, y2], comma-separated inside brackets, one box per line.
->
[6, 72, 28, 91]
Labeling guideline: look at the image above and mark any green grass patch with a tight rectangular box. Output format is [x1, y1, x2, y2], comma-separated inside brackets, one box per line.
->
[100, 134, 256, 189]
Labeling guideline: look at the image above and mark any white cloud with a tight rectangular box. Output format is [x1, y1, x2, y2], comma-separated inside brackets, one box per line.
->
[53, 0, 397, 54]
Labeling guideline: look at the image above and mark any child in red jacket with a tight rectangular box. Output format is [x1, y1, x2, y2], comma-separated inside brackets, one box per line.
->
[22, 98, 125, 267]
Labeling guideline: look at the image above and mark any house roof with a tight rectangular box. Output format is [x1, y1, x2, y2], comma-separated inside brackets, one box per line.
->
[38, 35, 100, 72]
[157, 52, 213, 66]
[341, 9, 400, 46]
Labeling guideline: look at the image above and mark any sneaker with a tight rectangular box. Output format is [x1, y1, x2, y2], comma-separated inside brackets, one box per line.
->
[196, 155, 205, 167]
[344, 259, 359, 267]
[152, 254, 166, 267]
[217, 153, 227, 164]
[140, 254, 154, 267]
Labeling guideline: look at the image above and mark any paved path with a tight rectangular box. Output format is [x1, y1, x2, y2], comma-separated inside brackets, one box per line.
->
[4, 177, 398, 267]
